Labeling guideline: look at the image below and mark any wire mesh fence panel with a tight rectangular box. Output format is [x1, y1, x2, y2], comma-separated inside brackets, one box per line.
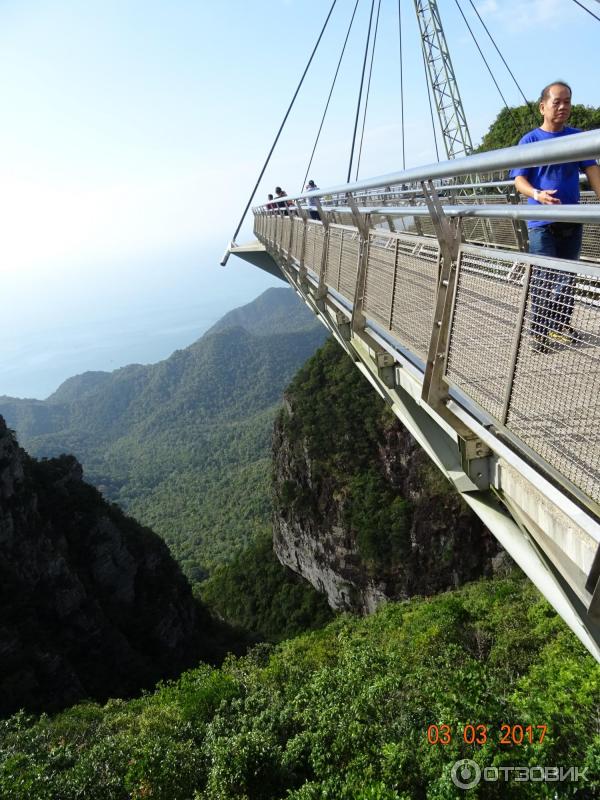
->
[290, 217, 304, 263]
[388, 235, 439, 361]
[275, 215, 283, 248]
[288, 216, 297, 260]
[325, 225, 344, 292]
[397, 215, 417, 235]
[487, 217, 520, 250]
[339, 231, 360, 299]
[280, 216, 292, 256]
[460, 217, 490, 246]
[507, 259, 600, 505]
[304, 223, 325, 276]
[580, 193, 600, 263]
[453, 195, 519, 250]
[417, 215, 436, 239]
[267, 214, 275, 245]
[446, 247, 525, 420]
[364, 232, 397, 327]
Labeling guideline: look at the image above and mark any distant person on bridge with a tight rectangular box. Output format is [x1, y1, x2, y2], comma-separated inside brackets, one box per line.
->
[275, 186, 291, 216]
[510, 81, 600, 353]
[306, 179, 320, 221]
[266, 193, 276, 214]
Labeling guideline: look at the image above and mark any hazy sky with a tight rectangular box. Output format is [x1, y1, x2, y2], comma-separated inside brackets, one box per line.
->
[1, 0, 598, 397]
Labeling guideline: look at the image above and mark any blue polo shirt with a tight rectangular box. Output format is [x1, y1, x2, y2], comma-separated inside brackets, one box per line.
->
[509, 126, 597, 228]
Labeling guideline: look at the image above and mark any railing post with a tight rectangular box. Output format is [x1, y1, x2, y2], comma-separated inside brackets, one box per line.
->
[315, 197, 330, 301]
[286, 205, 295, 261]
[507, 184, 528, 252]
[294, 201, 309, 287]
[347, 193, 371, 333]
[421, 180, 461, 411]
[275, 214, 282, 256]
[499, 262, 532, 424]
[388, 236, 400, 328]
[385, 214, 397, 233]
[420, 180, 491, 483]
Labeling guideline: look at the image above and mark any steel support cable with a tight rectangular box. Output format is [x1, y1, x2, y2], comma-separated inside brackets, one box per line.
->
[355, 0, 382, 181]
[347, 0, 377, 183]
[222, 0, 337, 262]
[465, 0, 539, 128]
[419, 33, 440, 162]
[398, 0, 405, 169]
[453, 0, 523, 139]
[301, 0, 360, 192]
[571, 0, 600, 22]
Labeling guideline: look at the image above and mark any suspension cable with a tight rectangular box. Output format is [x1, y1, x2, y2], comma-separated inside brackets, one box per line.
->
[347, 0, 376, 183]
[571, 0, 600, 22]
[419, 32, 440, 162]
[398, 0, 405, 169]
[301, 0, 360, 191]
[355, 0, 382, 181]
[453, 0, 523, 139]
[223, 0, 337, 259]
[465, 0, 537, 127]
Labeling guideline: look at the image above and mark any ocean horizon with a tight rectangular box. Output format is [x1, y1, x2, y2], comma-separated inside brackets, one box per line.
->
[2, 243, 282, 400]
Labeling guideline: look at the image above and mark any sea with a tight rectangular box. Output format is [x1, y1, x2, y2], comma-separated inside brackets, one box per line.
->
[1, 243, 282, 400]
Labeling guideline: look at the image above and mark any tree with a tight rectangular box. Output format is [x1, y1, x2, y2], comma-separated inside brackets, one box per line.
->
[477, 102, 600, 152]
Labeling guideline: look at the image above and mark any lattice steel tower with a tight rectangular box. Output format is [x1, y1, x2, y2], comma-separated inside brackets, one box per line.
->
[413, 0, 473, 159]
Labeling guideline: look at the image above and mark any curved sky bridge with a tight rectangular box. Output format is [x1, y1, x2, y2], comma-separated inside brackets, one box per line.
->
[227, 130, 600, 662]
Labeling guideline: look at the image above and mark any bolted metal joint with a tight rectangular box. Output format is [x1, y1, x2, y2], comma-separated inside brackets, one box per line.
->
[459, 435, 492, 490]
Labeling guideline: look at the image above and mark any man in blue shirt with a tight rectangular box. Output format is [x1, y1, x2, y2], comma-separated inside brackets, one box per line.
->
[510, 81, 600, 352]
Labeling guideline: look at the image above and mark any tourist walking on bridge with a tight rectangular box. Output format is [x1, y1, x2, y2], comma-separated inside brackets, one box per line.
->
[306, 179, 320, 221]
[510, 81, 600, 353]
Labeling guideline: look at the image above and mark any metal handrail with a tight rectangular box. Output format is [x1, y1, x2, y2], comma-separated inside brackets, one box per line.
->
[256, 129, 600, 207]
[264, 203, 600, 225]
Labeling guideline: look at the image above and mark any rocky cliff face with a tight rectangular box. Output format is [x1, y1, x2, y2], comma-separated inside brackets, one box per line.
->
[0, 417, 214, 716]
[272, 341, 501, 613]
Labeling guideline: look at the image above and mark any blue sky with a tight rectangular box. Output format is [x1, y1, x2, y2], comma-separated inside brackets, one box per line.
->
[1, 0, 598, 397]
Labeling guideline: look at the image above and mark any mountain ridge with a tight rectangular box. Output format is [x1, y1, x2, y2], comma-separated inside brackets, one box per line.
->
[0, 288, 329, 579]
[0, 416, 225, 716]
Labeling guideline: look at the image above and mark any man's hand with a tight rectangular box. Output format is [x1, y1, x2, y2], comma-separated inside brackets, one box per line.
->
[514, 176, 561, 205]
[536, 189, 560, 205]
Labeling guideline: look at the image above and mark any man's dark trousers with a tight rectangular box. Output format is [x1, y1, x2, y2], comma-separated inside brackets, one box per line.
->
[528, 223, 583, 336]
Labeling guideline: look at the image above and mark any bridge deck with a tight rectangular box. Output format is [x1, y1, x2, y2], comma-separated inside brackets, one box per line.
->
[255, 209, 600, 516]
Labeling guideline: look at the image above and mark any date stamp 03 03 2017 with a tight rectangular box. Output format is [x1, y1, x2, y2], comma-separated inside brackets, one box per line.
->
[426, 722, 548, 747]
[427, 724, 592, 791]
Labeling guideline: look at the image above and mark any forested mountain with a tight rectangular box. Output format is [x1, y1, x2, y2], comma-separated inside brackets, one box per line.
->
[270, 339, 500, 611]
[0, 288, 328, 581]
[2, 286, 599, 797]
[206, 287, 319, 336]
[0, 417, 228, 717]
[3, 574, 598, 798]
